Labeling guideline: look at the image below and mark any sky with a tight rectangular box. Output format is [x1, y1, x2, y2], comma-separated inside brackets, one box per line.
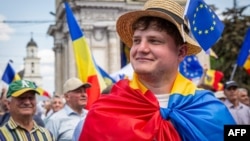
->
[0, 0, 250, 97]
[0, 0, 55, 96]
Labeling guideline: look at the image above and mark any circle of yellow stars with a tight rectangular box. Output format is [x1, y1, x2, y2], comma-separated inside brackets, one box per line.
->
[192, 4, 216, 35]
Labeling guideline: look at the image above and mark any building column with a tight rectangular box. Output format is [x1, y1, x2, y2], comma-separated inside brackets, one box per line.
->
[108, 25, 120, 73]
[53, 43, 63, 95]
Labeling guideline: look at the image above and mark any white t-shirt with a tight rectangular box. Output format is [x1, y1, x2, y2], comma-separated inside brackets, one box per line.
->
[154, 94, 170, 108]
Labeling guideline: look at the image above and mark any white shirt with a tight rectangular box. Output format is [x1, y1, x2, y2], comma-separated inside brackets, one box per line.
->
[154, 94, 170, 108]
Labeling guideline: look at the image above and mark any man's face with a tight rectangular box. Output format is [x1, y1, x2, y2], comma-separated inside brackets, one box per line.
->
[9, 91, 36, 117]
[224, 86, 238, 102]
[52, 97, 64, 112]
[65, 86, 88, 109]
[130, 24, 185, 77]
[238, 90, 250, 106]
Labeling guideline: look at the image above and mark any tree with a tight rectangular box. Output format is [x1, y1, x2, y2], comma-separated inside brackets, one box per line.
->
[211, 5, 250, 91]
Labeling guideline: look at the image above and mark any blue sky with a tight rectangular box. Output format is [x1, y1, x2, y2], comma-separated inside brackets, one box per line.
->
[0, 0, 55, 96]
[0, 0, 250, 96]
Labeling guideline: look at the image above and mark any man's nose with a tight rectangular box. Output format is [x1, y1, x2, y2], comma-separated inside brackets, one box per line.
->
[137, 40, 150, 52]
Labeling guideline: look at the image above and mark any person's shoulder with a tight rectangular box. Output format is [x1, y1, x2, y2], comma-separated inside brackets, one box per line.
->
[36, 126, 55, 139]
[48, 107, 67, 120]
[40, 126, 52, 132]
[0, 112, 10, 126]
[194, 89, 215, 97]
[0, 123, 10, 134]
[240, 102, 250, 110]
[83, 109, 88, 114]
[0, 124, 6, 130]
[33, 114, 45, 127]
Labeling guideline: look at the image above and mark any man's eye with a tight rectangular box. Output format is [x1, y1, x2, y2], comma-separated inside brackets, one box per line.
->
[133, 39, 140, 44]
[149, 39, 160, 44]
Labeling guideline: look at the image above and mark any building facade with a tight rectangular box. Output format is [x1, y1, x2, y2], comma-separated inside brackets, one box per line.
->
[23, 37, 42, 87]
[47, 0, 209, 94]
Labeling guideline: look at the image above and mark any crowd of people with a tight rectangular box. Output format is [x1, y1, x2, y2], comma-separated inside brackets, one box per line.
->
[0, 0, 249, 140]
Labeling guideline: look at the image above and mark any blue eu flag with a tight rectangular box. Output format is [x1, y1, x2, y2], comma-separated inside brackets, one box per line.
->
[185, 0, 224, 51]
[179, 55, 203, 80]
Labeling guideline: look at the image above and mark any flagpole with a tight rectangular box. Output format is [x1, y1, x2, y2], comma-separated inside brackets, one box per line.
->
[230, 63, 237, 80]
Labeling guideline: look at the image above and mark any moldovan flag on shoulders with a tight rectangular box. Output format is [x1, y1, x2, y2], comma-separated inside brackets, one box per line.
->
[1, 61, 20, 84]
[64, 2, 106, 109]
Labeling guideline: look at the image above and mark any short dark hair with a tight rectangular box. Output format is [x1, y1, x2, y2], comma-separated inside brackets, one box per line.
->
[132, 16, 184, 46]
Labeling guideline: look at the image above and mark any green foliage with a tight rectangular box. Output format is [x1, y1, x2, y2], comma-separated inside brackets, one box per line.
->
[211, 6, 250, 92]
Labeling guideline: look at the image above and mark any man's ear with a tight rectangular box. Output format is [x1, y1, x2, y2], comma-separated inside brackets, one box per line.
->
[64, 93, 69, 100]
[178, 44, 188, 59]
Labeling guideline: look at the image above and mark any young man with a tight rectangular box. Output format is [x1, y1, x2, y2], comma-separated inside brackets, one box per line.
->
[45, 77, 90, 141]
[79, 0, 235, 140]
[0, 80, 54, 141]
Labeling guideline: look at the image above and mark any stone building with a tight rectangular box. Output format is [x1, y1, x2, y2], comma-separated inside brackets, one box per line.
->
[47, 0, 209, 94]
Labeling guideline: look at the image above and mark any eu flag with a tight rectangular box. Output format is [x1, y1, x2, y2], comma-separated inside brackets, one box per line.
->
[237, 28, 250, 66]
[179, 55, 203, 80]
[185, 0, 224, 51]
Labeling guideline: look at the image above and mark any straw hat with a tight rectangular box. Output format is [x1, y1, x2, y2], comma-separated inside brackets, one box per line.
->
[116, 0, 201, 55]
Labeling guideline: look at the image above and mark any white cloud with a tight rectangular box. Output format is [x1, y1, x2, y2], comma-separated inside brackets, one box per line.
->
[0, 15, 14, 41]
[38, 49, 54, 64]
[38, 49, 55, 95]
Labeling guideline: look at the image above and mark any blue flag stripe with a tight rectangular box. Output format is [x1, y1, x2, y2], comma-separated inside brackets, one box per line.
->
[237, 28, 250, 66]
[1, 62, 15, 84]
[64, 2, 83, 41]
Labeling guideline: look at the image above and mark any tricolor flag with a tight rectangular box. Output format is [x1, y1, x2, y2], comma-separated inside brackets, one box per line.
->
[80, 73, 235, 140]
[204, 69, 224, 91]
[64, 2, 107, 109]
[237, 28, 250, 74]
[1, 61, 50, 97]
[1, 61, 20, 84]
[185, 0, 224, 51]
[243, 56, 250, 74]
[36, 87, 51, 98]
[97, 65, 116, 86]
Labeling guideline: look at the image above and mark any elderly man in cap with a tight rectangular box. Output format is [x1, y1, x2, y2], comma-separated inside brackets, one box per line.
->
[223, 80, 250, 124]
[79, 0, 235, 140]
[45, 77, 90, 141]
[0, 80, 54, 141]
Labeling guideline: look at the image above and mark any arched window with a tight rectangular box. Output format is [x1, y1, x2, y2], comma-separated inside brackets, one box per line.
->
[31, 62, 34, 68]
[31, 49, 34, 57]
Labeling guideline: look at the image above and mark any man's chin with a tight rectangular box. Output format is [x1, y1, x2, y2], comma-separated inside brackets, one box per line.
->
[20, 112, 34, 117]
[79, 103, 87, 108]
